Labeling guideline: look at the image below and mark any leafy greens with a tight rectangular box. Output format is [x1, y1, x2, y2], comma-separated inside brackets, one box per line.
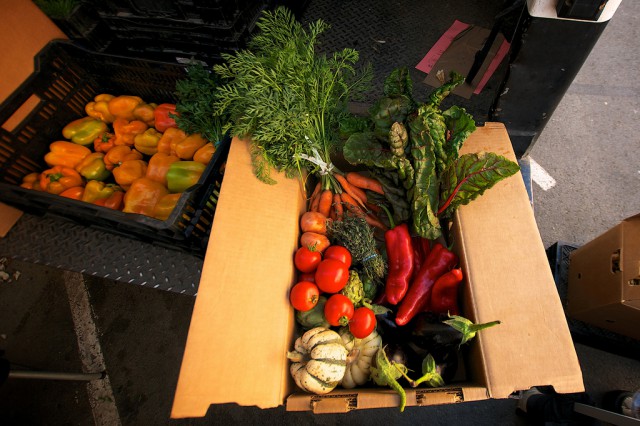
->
[212, 7, 371, 184]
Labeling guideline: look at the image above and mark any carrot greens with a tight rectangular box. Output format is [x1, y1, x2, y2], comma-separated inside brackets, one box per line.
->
[213, 7, 371, 184]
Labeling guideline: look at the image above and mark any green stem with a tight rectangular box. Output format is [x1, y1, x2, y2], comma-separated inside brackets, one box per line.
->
[379, 204, 395, 229]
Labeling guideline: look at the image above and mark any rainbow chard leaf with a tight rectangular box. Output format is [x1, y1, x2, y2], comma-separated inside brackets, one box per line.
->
[438, 152, 520, 218]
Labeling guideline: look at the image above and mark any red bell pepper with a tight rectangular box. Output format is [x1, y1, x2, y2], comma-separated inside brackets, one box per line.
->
[381, 206, 414, 305]
[395, 243, 458, 326]
[154, 103, 178, 132]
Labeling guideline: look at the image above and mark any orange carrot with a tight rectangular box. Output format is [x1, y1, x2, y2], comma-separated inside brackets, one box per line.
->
[308, 181, 322, 211]
[318, 189, 333, 217]
[340, 192, 364, 215]
[334, 173, 367, 208]
[330, 205, 337, 221]
[365, 202, 382, 214]
[333, 193, 343, 221]
[309, 191, 320, 212]
[346, 172, 384, 195]
[365, 213, 389, 231]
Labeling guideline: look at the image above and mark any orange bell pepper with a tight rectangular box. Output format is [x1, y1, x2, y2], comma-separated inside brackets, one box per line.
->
[123, 177, 169, 216]
[156, 127, 187, 155]
[44, 141, 91, 168]
[104, 146, 144, 171]
[94, 131, 116, 153]
[40, 166, 84, 195]
[152, 193, 182, 221]
[107, 95, 144, 121]
[146, 152, 179, 186]
[113, 118, 148, 147]
[113, 159, 148, 190]
[134, 128, 163, 156]
[132, 103, 156, 126]
[175, 133, 207, 160]
[59, 186, 85, 200]
[85, 94, 116, 123]
[20, 172, 42, 190]
[193, 142, 216, 164]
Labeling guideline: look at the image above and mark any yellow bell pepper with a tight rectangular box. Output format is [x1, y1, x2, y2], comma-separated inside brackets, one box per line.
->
[152, 193, 182, 221]
[75, 152, 111, 181]
[85, 94, 116, 123]
[44, 141, 92, 168]
[134, 128, 163, 156]
[62, 117, 109, 146]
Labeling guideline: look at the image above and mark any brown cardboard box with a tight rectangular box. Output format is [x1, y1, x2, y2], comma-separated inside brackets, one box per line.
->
[567, 214, 640, 339]
[171, 123, 584, 416]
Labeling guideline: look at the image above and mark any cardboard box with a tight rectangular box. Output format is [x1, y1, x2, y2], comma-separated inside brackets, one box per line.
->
[171, 123, 584, 416]
[567, 214, 640, 339]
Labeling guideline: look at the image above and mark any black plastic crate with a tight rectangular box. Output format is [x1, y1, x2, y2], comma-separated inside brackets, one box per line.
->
[0, 40, 229, 255]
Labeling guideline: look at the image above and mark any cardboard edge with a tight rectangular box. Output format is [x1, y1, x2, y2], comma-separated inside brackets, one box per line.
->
[171, 137, 307, 418]
[285, 384, 489, 413]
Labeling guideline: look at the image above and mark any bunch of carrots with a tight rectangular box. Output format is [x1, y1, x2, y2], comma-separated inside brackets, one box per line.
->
[307, 171, 388, 231]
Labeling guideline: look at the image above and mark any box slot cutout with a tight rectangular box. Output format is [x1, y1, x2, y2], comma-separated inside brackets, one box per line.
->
[611, 249, 621, 273]
[2, 94, 41, 133]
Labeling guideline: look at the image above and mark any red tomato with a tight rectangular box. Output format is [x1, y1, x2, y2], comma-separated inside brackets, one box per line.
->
[324, 294, 354, 326]
[289, 281, 320, 312]
[323, 245, 352, 269]
[349, 307, 376, 338]
[294, 246, 322, 273]
[314, 259, 349, 293]
[298, 272, 315, 283]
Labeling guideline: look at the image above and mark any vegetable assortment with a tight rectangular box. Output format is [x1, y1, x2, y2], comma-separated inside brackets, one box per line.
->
[19, 93, 221, 221]
[193, 7, 519, 410]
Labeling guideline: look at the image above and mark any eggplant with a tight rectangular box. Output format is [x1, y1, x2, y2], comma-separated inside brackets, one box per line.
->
[375, 310, 405, 343]
[405, 312, 501, 355]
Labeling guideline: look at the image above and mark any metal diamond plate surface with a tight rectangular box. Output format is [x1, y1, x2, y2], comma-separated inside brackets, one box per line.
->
[300, 0, 509, 122]
[0, 214, 203, 295]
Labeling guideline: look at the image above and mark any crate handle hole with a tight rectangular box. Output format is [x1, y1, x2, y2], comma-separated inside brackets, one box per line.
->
[611, 249, 621, 273]
[629, 277, 640, 286]
[2, 94, 42, 133]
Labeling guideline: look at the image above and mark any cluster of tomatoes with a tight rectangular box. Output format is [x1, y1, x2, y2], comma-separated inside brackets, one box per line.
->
[290, 244, 376, 339]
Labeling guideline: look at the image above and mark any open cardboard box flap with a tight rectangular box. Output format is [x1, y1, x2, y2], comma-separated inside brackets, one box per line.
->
[452, 123, 583, 398]
[172, 123, 583, 417]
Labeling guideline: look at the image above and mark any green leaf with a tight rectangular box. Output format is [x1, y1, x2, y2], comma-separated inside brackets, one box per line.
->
[383, 67, 414, 98]
[438, 152, 520, 218]
[343, 132, 397, 169]
[442, 105, 476, 168]
[408, 112, 441, 240]
[411, 354, 445, 388]
[442, 314, 502, 346]
[370, 348, 408, 412]
[369, 95, 414, 140]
